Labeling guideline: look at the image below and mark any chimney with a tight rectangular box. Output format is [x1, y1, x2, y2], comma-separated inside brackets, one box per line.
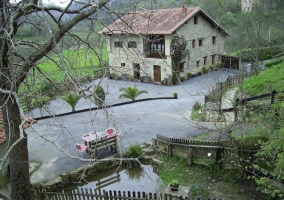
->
[182, 4, 187, 13]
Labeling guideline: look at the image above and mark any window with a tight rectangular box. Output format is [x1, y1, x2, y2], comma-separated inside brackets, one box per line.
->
[212, 55, 216, 65]
[212, 36, 217, 45]
[198, 39, 203, 47]
[194, 16, 198, 24]
[128, 41, 137, 48]
[149, 35, 165, 54]
[192, 40, 195, 48]
[204, 57, 207, 65]
[114, 41, 123, 48]
[179, 62, 185, 72]
[196, 61, 200, 68]
[121, 63, 125, 67]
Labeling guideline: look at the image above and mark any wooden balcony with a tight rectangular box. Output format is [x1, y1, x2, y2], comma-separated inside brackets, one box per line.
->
[145, 52, 167, 59]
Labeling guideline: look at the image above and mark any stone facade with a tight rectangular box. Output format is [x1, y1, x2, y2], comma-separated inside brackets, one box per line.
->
[104, 7, 228, 84]
[174, 13, 226, 75]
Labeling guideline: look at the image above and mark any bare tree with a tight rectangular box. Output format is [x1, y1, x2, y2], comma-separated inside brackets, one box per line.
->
[0, 1, 111, 199]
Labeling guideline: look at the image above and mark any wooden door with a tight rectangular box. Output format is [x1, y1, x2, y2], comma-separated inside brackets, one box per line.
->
[133, 63, 140, 79]
[153, 65, 161, 82]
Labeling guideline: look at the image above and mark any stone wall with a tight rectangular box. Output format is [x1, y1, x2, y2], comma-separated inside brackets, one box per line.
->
[33, 160, 121, 191]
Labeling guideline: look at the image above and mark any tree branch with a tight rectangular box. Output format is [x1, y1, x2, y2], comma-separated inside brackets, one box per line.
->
[16, 0, 110, 88]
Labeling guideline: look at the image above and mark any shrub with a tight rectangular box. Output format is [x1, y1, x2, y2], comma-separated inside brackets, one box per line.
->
[187, 72, 193, 78]
[93, 85, 105, 107]
[180, 76, 186, 82]
[265, 56, 284, 68]
[192, 101, 202, 111]
[124, 143, 143, 158]
[197, 71, 202, 76]
[31, 95, 50, 109]
[209, 65, 215, 71]
[229, 46, 284, 62]
[201, 66, 208, 74]
[216, 62, 224, 68]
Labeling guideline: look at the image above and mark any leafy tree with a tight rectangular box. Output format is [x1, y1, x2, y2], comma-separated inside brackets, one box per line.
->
[224, 5, 284, 72]
[93, 85, 106, 107]
[170, 35, 188, 85]
[0, 0, 110, 199]
[119, 85, 148, 101]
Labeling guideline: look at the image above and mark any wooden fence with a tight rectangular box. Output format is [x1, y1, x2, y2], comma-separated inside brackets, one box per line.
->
[152, 135, 264, 169]
[234, 90, 281, 121]
[205, 72, 256, 106]
[31, 134, 268, 200]
[32, 186, 223, 200]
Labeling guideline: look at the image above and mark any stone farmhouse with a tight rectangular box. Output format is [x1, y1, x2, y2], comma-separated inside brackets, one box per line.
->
[99, 5, 229, 84]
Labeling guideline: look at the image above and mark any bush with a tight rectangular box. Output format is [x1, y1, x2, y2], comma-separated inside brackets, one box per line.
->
[265, 56, 284, 68]
[187, 72, 193, 78]
[197, 71, 202, 76]
[201, 66, 208, 74]
[192, 101, 202, 110]
[216, 62, 224, 69]
[209, 65, 215, 71]
[180, 76, 186, 82]
[93, 85, 105, 107]
[229, 46, 284, 62]
[31, 95, 51, 109]
[124, 143, 143, 158]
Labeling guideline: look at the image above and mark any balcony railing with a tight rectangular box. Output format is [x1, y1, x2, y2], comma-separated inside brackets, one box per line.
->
[145, 52, 167, 59]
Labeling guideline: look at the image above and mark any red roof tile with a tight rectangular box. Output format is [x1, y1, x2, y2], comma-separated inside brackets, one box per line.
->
[100, 7, 228, 35]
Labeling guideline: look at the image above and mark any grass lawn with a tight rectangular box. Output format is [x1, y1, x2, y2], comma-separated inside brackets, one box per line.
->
[37, 45, 108, 82]
[158, 156, 264, 199]
[242, 63, 284, 96]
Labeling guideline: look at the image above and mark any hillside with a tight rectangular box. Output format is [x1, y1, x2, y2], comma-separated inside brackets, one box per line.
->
[242, 62, 284, 96]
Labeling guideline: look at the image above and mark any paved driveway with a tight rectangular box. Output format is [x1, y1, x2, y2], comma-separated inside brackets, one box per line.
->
[27, 70, 238, 184]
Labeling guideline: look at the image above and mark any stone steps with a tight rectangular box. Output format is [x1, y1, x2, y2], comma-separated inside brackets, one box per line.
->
[142, 141, 163, 165]
[143, 148, 155, 156]
[144, 141, 152, 148]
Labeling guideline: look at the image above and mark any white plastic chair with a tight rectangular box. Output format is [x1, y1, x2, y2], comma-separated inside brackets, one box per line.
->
[105, 127, 116, 138]
[75, 143, 87, 157]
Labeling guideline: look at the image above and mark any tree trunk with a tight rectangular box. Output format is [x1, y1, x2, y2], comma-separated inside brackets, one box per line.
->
[0, 94, 32, 200]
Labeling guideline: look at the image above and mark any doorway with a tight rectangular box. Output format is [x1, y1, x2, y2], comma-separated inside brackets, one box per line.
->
[133, 63, 140, 79]
[153, 65, 161, 82]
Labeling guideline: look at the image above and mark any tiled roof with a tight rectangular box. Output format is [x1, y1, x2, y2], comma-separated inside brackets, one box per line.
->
[99, 7, 228, 35]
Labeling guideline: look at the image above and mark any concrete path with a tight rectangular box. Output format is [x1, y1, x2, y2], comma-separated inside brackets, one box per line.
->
[221, 87, 238, 122]
[221, 87, 238, 109]
[22, 70, 240, 184]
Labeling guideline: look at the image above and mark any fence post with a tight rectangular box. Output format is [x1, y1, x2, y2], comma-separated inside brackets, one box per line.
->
[234, 98, 239, 122]
[219, 83, 222, 115]
[167, 144, 172, 159]
[271, 90, 277, 104]
[104, 190, 109, 200]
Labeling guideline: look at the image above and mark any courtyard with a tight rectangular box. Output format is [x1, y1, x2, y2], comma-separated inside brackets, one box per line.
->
[26, 70, 239, 184]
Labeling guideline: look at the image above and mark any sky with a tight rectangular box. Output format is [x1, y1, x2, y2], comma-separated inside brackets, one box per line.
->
[42, 0, 71, 7]
[10, 0, 71, 7]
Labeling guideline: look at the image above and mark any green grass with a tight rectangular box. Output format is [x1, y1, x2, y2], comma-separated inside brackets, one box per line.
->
[158, 156, 254, 199]
[191, 106, 205, 121]
[36, 46, 108, 81]
[17, 33, 109, 111]
[242, 63, 284, 96]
